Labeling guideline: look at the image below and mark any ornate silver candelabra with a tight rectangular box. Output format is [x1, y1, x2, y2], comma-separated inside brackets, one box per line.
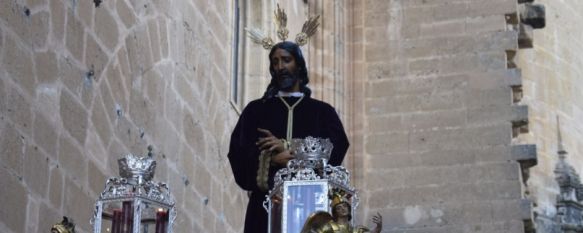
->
[264, 136, 358, 233]
[92, 148, 176, 233]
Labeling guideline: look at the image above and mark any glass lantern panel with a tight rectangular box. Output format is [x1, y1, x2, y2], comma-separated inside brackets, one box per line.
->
[99, 201, 133, 233]
[97, 200, 171, 233]
[282, 181, 329, 233]
[139, 201, 171, 233]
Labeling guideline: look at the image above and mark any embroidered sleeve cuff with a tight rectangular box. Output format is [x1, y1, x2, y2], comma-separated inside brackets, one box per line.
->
[256, 151, 271, 192]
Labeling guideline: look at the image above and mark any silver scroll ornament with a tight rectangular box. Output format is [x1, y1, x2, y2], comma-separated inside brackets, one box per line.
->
[264, 136, 359, 210]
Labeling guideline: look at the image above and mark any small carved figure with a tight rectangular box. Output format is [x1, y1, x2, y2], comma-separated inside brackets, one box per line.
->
[51, 216, 75, 233]
[301, 194, 382, 233]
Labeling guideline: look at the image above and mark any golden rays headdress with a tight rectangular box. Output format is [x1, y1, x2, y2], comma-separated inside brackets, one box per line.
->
[245, 4, 320, 50]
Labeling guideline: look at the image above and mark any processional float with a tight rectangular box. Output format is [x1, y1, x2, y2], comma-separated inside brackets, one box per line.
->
[263, 137, 359, 233]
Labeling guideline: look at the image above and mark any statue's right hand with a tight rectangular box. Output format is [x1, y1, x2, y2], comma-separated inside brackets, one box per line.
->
[257, 128, 286, 153]
[271, 150, 294, 167]
[373, 212, 382, 225]
[371, 212, 382, 233]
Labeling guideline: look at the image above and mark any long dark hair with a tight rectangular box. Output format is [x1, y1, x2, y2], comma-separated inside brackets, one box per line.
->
[262, 41, 312, 100]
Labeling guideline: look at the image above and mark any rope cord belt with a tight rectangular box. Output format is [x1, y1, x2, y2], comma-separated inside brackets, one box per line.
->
[278, 96, 304, 141]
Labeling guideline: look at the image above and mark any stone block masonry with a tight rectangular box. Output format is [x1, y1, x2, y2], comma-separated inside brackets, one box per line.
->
[0, 0, 244, 232]
[516, 0, 583, 232]
[359, 0, 537, 232]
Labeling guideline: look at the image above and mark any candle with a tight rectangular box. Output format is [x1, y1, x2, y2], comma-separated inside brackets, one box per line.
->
[121, 202, 133, 233]
[155, 210, 167, 233]
[162, 210, 168, 233]
[111, 210, 122, 233]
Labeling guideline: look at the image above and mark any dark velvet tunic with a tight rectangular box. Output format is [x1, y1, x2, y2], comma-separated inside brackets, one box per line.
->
[227, 96, 350, 233]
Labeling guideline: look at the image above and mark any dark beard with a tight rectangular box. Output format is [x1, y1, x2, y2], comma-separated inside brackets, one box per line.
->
[277, 76, 297, 91]
[274, 70, 299, 91]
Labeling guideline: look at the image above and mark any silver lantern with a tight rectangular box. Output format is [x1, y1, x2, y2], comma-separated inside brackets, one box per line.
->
[264, 137, 358, 233]
[92, 151, 176, 233]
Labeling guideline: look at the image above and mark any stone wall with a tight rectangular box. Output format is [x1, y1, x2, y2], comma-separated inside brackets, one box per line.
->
[0, 0, 246, 232]
[3, 0, 575, 232]
[516, 0, 583, 231]
[359, 0, 534, 232]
